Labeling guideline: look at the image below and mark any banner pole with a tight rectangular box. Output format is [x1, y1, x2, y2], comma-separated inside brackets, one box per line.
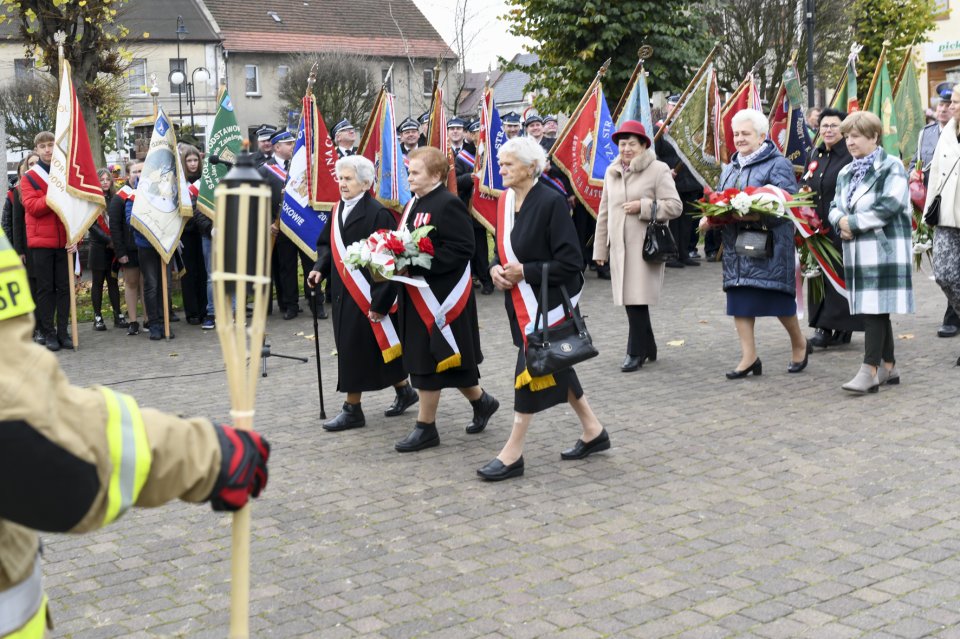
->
[549, 58, 611, 156]
[654, 43, 721, 143]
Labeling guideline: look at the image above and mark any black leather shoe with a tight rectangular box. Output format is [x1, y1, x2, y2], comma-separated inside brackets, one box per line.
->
[481, 283, 494, 295]
[561, 429, 610, 460]
[395, 421, 439, 452]
[787, 340, 813, 373]
[477, 456, 524, 481]
[809, 328, 830, 348]
[384, 383, 418, 417]
[283, 307, 298, 320]
[726, 358, 762, 379]
[323, 402, 366, 431]
[58, 335, 73, 351]
[45, 334, 61, 352]
[621, 354, 641, 372]
[830, 330, 853, 345]
[665, 260, 685, 268]
[93, 315, 106, 331]
[467, 391, 499, 434]
[681, 258, 700, 267]
[938, 324, 959, 338]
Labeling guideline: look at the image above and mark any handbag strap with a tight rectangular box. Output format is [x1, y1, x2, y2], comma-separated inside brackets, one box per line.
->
[934, 153, 960, 198]
[648, 200, 658, 224]
[534, 263, 550, 341]
[558, 283, 588, 335]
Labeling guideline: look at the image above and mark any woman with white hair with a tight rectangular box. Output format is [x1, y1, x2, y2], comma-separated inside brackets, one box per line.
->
[307, 155, 418, 432]
[478, 136, 608, 481]
[704, 108, 808, 379]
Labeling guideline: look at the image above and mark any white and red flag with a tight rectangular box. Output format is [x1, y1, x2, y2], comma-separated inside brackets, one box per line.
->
[48, 58, 105, 246]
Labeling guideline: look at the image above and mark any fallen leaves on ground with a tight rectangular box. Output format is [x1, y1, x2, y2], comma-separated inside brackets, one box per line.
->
[667, 340, 685, 347]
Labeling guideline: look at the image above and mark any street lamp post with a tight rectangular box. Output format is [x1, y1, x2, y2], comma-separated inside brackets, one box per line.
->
[186, 67, 211, 136]
[174, 15, 188, 124]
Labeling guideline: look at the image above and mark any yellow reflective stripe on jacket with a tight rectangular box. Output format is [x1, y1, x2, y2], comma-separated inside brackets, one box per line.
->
[2, 596, 46, 639]
[0, 228, 34, 321]
[0, 557, 44, 638]
[99, 387, 153, 526]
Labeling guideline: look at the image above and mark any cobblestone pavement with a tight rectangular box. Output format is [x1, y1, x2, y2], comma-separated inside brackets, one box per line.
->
[44, 260, 960, 638]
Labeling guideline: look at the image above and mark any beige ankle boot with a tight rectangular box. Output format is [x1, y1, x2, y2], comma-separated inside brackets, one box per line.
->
[842, 364, 880, 393]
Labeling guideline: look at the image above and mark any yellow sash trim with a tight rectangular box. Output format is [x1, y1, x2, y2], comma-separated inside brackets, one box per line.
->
[382, 343, 402, 364]
[435, 353, 462, 373]
[514, 367, 556, 391]
[7, 595, 47, 639]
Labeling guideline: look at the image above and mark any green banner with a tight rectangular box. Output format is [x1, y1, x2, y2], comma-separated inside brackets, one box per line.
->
[867, 57, 900, 157]
[197, 90, 244, 218]
[894, 57, 924, 164]
[830, 61, 859, 112]
[665, 65, 721, 188]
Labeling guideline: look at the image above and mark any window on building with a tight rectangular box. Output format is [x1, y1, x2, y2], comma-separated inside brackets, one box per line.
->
[169, 58, 186, 94]
[14, 58, 35, 80]
[245, 65, 260, 96]
[423, 68, 434, 96]
[381, 67, 393, 93]
[128, 58, 148, 96]
[278, 65, 289, 84]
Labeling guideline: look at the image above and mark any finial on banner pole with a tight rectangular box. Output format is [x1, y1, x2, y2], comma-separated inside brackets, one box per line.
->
[54, 30, 67, 65]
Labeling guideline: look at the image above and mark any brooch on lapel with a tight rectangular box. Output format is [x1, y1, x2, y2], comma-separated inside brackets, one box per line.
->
[414, 212, 432, 227]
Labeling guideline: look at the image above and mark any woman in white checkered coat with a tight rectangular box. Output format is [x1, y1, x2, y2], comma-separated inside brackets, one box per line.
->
[828, 111, 914, 393]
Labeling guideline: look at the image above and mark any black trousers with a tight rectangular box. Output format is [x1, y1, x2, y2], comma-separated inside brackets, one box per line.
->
[863, 314, 894, 366]
[671, 190, 701, 257]
[31, 248, 69, 337]
[471, 223, 492, 285]
[91, 268, 121, 318]
[138, 246, 164, 325]
[944, 304, 960, 328]
[180, 231, 207, 320]
[272, 234, 299, 311]
[625, 304, 656, 358]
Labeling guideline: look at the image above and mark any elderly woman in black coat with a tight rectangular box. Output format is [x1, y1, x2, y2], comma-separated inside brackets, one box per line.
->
[800, 108, 862, 347]
[307, 155, 418, 431]
[478, 137, 608, 481]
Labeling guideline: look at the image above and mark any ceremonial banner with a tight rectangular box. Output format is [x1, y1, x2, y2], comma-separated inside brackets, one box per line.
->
[131, 106, 192, 262]
[830, 57, 859, 113]
[308, 99, 339, 211]
[720, 74, 763, 164]
[48, 58, 105, 246]
[663, 65, 721, 188]
[280, 97, 333, 261]
[550, 82, 618, 216]
[865, 51, 900, 157]
[197, 89, 243, 218]
[361, 88, 411, 212]
[769, 65, 813, 173]
[425, 85, 447, 151]
[471, 86, 507, 230]
[893, 50, 924, 162]
[616, 64, 653, 134]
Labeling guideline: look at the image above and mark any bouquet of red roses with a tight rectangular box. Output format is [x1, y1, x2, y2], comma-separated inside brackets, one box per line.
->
[344, 225, 435, 282]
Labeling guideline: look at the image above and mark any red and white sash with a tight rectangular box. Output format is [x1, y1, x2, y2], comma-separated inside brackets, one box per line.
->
[496, 188, 581, 390]
[398, 197, 473, 372]
[264, 162, 287, 183]
[188, 180, 200, 203]
[331, 204, 402, 363]
[116, 184, 136, 202]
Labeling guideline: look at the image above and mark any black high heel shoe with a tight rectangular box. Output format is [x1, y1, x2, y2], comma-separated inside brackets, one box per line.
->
[787, 340, 813, 373]
[726, 358, 762, 379]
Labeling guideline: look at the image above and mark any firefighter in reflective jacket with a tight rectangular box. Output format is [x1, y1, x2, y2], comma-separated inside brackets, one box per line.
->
[0, 227, 271, 638]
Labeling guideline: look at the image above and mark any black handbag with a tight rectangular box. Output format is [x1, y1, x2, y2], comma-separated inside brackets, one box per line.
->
[924, 154, 960, 227]
[734, 224, 773, 259]
[525, 264, 599, 377]
[642, 201, 679, 263]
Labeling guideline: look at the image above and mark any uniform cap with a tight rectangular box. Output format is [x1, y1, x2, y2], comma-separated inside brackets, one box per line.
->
[502, 111, 521, 124]
[332, 119, 355, 136]
[398, 117, 420, 133]
[256, 124, 277, 141]
[447, 117, 466, 129]
[270, 129, 294, 144]
[524, 114, 544, 126]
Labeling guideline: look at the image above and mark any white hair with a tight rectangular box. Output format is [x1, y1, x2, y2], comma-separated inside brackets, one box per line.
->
[498, 136, 548, 178]
[731, 108, 769, 137]
[335, 155, 375, 187]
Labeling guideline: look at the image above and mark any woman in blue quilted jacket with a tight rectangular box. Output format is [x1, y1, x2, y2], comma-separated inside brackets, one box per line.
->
[704, 109, 809, 380]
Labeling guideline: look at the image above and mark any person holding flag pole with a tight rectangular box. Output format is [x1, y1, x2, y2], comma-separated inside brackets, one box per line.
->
[20, 31, 106, 351]
[130, 77, 194, 341]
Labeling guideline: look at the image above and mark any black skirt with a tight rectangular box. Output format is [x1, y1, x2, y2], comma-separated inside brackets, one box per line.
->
[807, 281, 865, 332]
[87, 241, 115, 272]
[411, 366, 480, 391]
[513, 348, 584, 414]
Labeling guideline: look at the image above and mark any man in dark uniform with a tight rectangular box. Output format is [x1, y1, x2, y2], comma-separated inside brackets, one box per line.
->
[524, 114, 546, 146]
[251, 124, 276, 167]
[913, 83, 960, 337]
[399, 117, 420, 155]
[654, 118, 702, 269]
[417, 112, 430, 147]
[332, 119, 357, 158]
[465, 119, 480, 149]
[502, 112, 522, 139]
[449, 117, 493, 295]
[543, 114, 559, 139]
[258, 130, 303, 320]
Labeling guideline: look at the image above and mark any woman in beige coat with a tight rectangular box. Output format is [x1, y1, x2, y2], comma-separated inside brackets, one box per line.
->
[594, 121, 682, 371]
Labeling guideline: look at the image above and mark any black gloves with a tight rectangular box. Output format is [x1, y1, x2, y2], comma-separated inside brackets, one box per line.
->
[209, 424, 270, 512]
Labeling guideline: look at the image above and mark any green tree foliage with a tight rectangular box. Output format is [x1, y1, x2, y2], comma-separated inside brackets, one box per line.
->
[278, 52, 376, 134]
[0, 74, 56, 151]
[852, 0, 937, 98]
[0, 0, 132, 163]
[502, 0, 711, 114]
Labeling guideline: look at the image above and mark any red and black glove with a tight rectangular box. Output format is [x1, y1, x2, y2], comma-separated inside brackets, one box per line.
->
[209, 424, 270, 512]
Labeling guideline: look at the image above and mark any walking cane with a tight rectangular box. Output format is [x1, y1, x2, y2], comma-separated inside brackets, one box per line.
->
[211, 152, 272, 639]
[309, 287, 327, 420]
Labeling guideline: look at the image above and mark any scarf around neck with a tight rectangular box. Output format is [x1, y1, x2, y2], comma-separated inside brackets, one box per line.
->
[846, 148, 881, 208]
